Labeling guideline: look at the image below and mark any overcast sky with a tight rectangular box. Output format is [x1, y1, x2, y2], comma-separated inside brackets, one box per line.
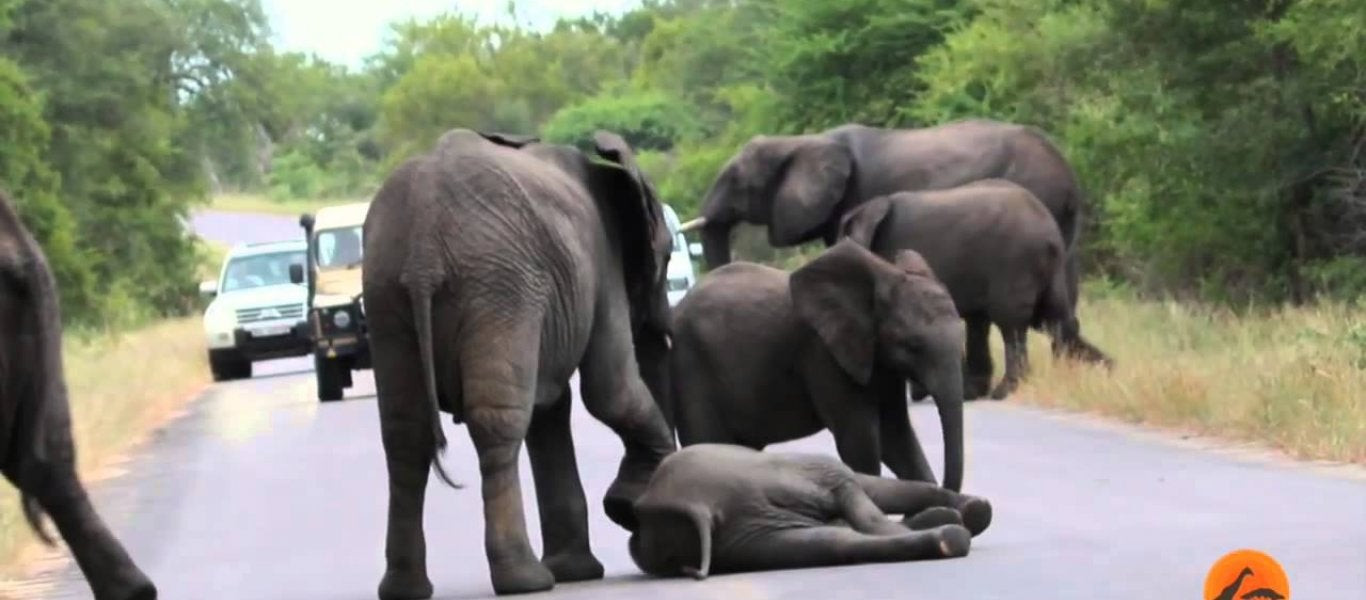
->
[262, 1, 641, 67]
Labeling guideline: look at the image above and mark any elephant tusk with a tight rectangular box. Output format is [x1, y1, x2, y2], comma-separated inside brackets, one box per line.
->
[678, 217, 707, 232]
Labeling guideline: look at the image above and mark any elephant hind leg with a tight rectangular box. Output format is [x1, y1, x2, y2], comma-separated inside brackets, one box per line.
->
[990, 324, 1029, 400]
[852, 474, 992, 537]
[526, 389, 603, 583]
[726, 524, 970, 574]
[461, 319, 555, 595]
[371, 324, 438, 600]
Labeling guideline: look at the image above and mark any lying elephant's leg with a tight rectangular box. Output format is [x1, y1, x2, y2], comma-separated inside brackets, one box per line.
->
[990, 324, 1029, 400]
[579, 301, 677, 531]
[463, 323, 554, 595]
[903, 507, 965, 530]
[723, 524, 971, 574]
[851, 474, 992, 536]
[525, 389, 603, 583]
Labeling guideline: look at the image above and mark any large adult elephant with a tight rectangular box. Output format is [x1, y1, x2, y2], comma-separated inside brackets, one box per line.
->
[682, 118, 1088, 340]
[669, 239, 966, 491]
[0, 192, 157, 600]
[629, 444, 992, 579]
[363, 130, 678, 598]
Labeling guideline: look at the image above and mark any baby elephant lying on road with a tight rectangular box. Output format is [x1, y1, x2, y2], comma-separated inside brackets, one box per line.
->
[628, 445, 992, 579]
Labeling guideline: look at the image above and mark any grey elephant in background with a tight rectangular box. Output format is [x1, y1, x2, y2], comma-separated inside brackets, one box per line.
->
[669, 239, 966, 491]
[0, 192, 156, 600]
[628, 444, 992, 579]
[362, 130, 677, 597]
[839, 179, 1111, 401]
[681, 118, 1090, 351]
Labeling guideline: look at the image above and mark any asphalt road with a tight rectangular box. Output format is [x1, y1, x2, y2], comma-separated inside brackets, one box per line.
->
[5, 211, 1364, 600]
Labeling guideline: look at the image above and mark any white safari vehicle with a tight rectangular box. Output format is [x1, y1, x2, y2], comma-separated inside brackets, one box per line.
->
[289, 201, 371, 402]
[661, 203, 703, 307]
[200, 240, 311, 381]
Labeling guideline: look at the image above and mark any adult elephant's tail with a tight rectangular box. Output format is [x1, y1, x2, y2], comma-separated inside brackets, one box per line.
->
[410, 286, 460, 489]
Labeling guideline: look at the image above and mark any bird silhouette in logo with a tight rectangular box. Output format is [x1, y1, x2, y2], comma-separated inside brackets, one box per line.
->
[1214, 567, 1256, 600]
[1240, 589, 1285, 600]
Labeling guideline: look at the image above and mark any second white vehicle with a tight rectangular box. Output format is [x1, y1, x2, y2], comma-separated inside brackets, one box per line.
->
[200, 240, 311, 381]
[662, 203, 703, 307]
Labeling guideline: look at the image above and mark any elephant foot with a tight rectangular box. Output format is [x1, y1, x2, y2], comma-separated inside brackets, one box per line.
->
[934, 525, 972, 558]
[543, 550, 604, 583]
[963, 376, 991, 401]
[378, 569, 434, 600]
[603, 455, 661, 531]
[902, 506, 963, 530]
[988, 381, 1016, 401]
[490, 558, 555, 596]
[956, 496, 993, 537]
[107, 579, 158, 600]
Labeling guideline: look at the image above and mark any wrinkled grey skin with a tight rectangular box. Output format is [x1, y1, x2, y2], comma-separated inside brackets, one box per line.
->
[628, 444, 991, 579]
[362, 130, 677, 598]
[692, 118, 1088, 350]
[0, 192, 156, 600]
[669, 239, 966, 491]
[839, 179, 1112, 401]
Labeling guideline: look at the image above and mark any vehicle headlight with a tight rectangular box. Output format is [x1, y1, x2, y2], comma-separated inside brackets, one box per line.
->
[332, 309, 352, 329]
[204, 302, 236, 333]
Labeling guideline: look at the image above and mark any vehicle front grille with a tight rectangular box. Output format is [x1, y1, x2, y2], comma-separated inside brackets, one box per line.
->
[237, 303, 304, 324]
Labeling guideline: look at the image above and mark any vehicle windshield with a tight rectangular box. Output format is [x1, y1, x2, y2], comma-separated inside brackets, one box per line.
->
[221, 251, 305, 293]
[316, 226, 364, 269]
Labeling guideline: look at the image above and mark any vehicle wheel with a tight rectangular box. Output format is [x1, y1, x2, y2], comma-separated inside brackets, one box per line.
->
[236, 359, 254, 380]
[209, 353, 233, 382]
[211, 352, 250, 382]
[315, 353, 344, 402]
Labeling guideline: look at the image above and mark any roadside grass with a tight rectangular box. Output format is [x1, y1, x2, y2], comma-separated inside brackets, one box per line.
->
[1013, 284, 1366, 464]
[209, 193, 366, 217]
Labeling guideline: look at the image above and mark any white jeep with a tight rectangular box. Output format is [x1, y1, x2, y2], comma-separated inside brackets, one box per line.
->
[199, 240, 311, 381]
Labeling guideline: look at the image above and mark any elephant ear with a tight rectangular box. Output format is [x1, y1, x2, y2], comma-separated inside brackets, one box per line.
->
[893, 249, 936, 279]
[590, 130, 672, 336]
[476, 131, 540, 148]
[768, 138, 853, 246]
[789, 239, 880, 385]
[837, 196, 894, 248]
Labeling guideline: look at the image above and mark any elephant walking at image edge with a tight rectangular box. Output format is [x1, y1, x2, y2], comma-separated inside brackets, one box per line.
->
[680, 118, 1097, 358]
[629, 444, 992, 579]
[362, 129, 678, 598]
[0, 192, 157, 600]
[838, 179, 1111, 400]
[669, 239, 967, 490]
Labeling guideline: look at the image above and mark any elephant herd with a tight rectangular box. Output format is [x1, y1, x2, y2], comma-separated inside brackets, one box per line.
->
[0, 118, 1112, 600]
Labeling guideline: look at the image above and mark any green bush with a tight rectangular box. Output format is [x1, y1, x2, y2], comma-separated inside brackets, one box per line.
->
[541, 91, 709, 152]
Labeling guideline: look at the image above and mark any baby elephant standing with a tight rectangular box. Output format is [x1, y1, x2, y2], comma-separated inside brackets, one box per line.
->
[839, 179, 1111, 400]
[670, 239, 966, 489]
[628, 444, 992, 579]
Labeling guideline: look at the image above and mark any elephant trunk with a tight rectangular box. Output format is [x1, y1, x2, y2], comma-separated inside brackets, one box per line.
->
[700, 222, 733, 270]
[927, 369, 964, 492]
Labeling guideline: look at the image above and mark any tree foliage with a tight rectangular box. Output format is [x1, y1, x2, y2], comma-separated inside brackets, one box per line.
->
[1, 0, 1361, 326]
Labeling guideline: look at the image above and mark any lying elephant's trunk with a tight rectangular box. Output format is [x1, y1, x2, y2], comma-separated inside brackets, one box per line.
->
[928, 369, 964, 492]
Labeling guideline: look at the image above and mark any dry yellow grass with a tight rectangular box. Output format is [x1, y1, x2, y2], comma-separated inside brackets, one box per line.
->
[1015, 288, 1366, 464]
[0, 318, 210, 569]
[210, 193, 365, 217]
